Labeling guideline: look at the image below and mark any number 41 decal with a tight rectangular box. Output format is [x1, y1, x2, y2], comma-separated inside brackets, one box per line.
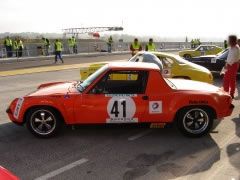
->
[111, 100, 126, 118]
[107, 97, 137, 122]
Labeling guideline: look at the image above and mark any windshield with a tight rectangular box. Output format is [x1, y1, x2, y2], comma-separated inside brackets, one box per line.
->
[77, 65, 108, 92]
[217, 49, 229, 59]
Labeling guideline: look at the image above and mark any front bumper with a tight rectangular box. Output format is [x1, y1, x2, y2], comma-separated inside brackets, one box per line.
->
[6, 107, 23, 126]
[218, 104, 234, 119]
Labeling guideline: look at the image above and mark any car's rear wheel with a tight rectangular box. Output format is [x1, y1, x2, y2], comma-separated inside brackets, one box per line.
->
[184, 54, 191, 59]
[26, 107, 62, 138]
[176, 107, 213, 137]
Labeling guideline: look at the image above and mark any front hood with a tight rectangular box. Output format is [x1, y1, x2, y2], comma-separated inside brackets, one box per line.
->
[168, 78, 219, 92]
[28, 81, 78, 96]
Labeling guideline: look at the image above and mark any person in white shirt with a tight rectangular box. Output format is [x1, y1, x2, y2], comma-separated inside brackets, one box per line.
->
[223, 35, 240, 98]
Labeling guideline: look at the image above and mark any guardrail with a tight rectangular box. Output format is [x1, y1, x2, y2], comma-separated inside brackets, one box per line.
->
[0, 41, 224, 59]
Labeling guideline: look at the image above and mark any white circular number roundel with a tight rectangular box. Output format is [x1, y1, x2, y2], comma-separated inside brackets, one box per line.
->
[107, 96, 136, 120]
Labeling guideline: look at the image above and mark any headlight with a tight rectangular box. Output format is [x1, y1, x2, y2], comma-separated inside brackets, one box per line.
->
[209, 73, 213, 80]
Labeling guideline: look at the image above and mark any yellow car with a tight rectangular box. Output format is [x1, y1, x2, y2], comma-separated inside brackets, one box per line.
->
[179, 45, 223, 59]
[80, 52, 213, 84]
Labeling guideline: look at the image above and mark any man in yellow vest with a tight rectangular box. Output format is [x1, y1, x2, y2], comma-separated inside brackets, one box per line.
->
[42, 37, 50, 56]
[68, 38, 74, 54]
[54, 39, 64, 63]
[130, 38, 142, 56]
[107, 36, 113, 53]
[13, 38, 18, 57]
[72, 36, 77, 54]
[4, 36, 13, 57]
[145, 38, 156, 51]
[17, 38, 24, 58]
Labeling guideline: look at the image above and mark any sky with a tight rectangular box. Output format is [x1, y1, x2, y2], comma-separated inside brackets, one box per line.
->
[0, 0, 240, 39]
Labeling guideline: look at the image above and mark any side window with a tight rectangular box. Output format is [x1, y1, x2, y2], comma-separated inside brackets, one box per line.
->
[89, 70, 148, 94]
[198, 46, 204, 51]
[209, 46, 215, 50]
[158, 56, 173, 68]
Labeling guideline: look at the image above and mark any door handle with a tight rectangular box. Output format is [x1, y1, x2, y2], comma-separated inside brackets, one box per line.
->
[142, 95, 149, 100]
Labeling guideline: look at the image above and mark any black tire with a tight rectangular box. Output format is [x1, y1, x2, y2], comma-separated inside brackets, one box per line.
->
[26, 107, 62, 138]
[176, 107, 213, 137]
[184, 54, 191, 59]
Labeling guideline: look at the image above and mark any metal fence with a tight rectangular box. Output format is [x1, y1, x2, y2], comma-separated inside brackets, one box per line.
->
[0, 41, 224, 59]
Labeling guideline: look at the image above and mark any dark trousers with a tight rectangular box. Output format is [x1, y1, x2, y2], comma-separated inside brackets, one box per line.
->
[55, 51, 63, 63]
[5, 46, 13, 57]
[108, 44, 112, 53]
[17, 47, 23, 57]
[44, 45, 49, 56]
[73, 45, 77, 54]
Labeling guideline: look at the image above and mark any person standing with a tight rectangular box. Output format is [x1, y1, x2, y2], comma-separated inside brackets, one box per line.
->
[54, 39, 64, 63]
[107, 36, 113, 53]
[42, 37, 50, 56]
[13, 38, 18, 57]
[224, 40, 228, 49]
[130, 38, 142, 56]
[145, 38, 156, 51]
[17, 38, 24, 57]
[68, 38, 74, 54]
[4, 36, 13, 57]
[223, 35, 240, 98]
[72, 36, 77, 54]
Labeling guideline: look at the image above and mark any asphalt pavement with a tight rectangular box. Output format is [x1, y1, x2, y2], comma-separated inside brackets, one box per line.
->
[0, 54, 240, 180]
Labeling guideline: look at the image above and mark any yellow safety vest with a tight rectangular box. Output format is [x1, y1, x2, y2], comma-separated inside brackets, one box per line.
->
[132, 42, 141, 50]
[5, 39, 12, 46]
[72, 37, 76, 45]
[13, 41, 18, 50]
[17, 40, 24, 48]
[147, 43, 156, 51]
[68, 39, 74, 47]
[55, 41, 62, 51]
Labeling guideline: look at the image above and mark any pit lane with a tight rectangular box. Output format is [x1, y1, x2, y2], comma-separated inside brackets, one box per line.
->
[0, 54, 240, 180]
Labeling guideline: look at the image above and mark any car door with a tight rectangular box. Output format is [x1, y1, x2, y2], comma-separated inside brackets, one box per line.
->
[205, 46, 214, 55]
[197, 46, 207, 56]
[74, 70, 149, 124]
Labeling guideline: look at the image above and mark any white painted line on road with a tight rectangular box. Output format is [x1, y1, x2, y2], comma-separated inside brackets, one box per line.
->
[128, 129, 153, 141]
[35, 158, 88, 180]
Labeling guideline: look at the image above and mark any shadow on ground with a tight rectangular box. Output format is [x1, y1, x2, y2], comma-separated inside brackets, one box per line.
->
[0, 122, 220, 180]
[226, 115, 240, 179]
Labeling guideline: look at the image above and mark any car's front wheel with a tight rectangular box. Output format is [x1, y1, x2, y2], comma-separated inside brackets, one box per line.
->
[184, 54, 191, 59]
[26, 107, 62, 138]
[176, 107, 213, 137]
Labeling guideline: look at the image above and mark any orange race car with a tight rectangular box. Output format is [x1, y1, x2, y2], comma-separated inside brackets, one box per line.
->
[7, 62, 234, 138]
[0, 166, 19, 180]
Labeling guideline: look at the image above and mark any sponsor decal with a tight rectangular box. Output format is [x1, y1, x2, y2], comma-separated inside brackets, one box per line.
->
[13, 97, 24, 119]
[149, 101, 162, 114]
[105, 94, 137, 97]
[162, 69, 171, 77]
[211, 58, 217, 63]
[189, 100, 208, 104]
[106, 96, 137, 123]
[64, 93, 70, 99]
